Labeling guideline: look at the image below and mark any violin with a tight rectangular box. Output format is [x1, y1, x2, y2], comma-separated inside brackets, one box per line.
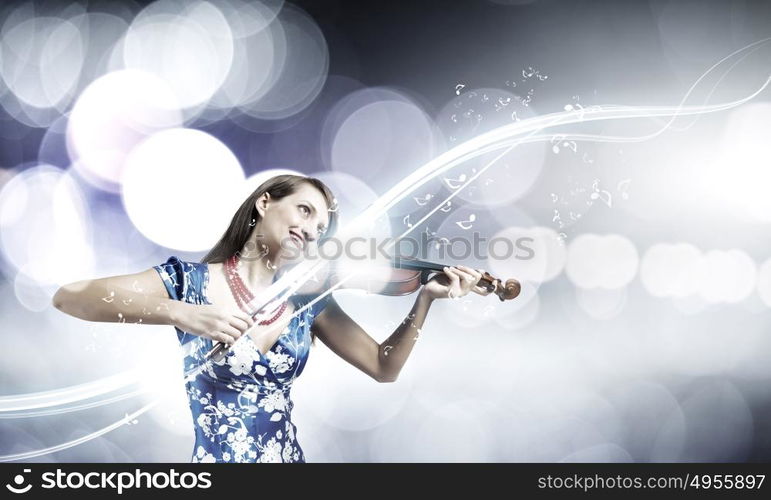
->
[327, 257, 521, 302]
[204, 257, 520, 362]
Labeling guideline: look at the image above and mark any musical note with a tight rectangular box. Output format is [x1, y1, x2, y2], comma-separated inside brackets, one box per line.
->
[434, 237, 450, 250]
[511, 111, 520, 122]
[455, 214, 476, 230]
[439, 201, 452, 212]
[249, 218, 257, 227]
[123, 413, 139, 425]
[132, 280, 143, 293]
[520, 89, 535, 106]
[450, 113, 457, 123]
[121, 298, 133, 305]
[117, 312, 125, 324]
[444, 174, 467, 189]
[403, 214, 413, 228]
[551, 135, 565, 154]
[552, 138, 577, 154]
[617, 179, 631, 200]
[550, 193, 559, 203]
[582, 152, 594, 164]
[552, 209, 560, 222]
[588, 179, 613, 207]
[481, 93, 489, 102]
[494, 96, 511, 111]
[576, 105, 586, 121]
[383, 345, 393, 356]
[564, 102, 585, 118]
[327, 198, 339, 212]
[414, 193, 433, 206]
[455, 84, 465, 95]
[521, 66, 548, 81]
[101, 291, 115, 303]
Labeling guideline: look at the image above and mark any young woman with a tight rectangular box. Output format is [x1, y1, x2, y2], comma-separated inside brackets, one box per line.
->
[52, 174, 484, 463]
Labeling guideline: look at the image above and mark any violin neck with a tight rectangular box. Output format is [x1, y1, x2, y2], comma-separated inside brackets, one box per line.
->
[391, 257, 446, 273]
[391, 257, 497, 290]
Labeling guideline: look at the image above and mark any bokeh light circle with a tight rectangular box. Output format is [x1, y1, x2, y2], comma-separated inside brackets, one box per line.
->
[123, 1, 234, 110]
[640, 243, 702, 298]
[238, 3, 328, 120]
[0, 165, 94, 286]
[323, 87, 442, 194]
[757, 257, 771, 307]
[566, 234, 639, 289]
[121, 128, 245, 251]
[67, 69, 183, 192]
[0, 16, 84, 111]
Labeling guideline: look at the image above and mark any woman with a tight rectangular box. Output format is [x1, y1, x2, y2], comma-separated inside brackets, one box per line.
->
[52, 174, 484, 463]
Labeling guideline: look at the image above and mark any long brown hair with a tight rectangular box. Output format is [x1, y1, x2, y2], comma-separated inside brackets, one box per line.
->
[202, 175, 338, 343]
[202, 174, 338, 264]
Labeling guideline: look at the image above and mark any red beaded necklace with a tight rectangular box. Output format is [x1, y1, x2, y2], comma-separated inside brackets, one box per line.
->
[225, 254, 287, 326]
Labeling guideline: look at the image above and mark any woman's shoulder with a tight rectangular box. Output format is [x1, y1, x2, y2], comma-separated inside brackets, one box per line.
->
[153, 255, 209, 302]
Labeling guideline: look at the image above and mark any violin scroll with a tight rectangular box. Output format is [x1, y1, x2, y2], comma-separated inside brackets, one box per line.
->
[478, 271, 521, 301]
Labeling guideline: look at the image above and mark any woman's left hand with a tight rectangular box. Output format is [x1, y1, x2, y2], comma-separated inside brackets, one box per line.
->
[422, 265, 485, 301]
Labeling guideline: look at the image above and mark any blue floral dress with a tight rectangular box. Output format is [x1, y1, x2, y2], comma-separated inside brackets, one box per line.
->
[153, 255, 329, 463]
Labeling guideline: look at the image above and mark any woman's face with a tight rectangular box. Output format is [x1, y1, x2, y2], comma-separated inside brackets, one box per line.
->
[255, 182, 331, 262]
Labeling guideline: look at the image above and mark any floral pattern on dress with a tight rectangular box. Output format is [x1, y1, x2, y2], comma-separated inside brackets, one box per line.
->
[154, 255, 328, 463]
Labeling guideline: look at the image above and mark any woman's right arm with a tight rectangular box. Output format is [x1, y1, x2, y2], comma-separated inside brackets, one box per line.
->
[52, 268, 184, 325]
[52, 268, 253, 344]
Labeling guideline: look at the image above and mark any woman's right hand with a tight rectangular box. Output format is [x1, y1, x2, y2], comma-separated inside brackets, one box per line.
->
[172, 303, 255, 345]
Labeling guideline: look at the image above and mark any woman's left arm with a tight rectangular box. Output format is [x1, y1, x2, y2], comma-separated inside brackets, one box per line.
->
[310, 265, 483, 383]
